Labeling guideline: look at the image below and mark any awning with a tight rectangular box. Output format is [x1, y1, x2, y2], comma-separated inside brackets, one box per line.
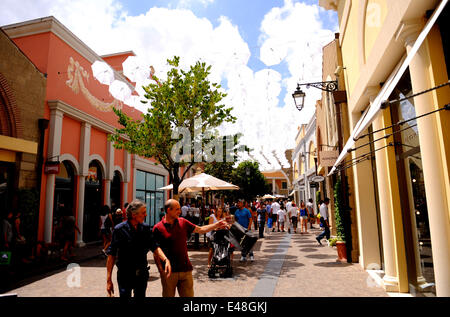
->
[289, 190, 296, 196]
[329, 0, 448, 176]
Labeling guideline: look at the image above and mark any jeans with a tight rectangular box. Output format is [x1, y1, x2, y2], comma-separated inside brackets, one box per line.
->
[117, 267, 149, 298]
[258, 221, 265, 238]
[317, 217, 330, 241]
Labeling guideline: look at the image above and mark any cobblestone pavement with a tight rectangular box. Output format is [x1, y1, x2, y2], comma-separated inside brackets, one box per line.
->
[3, 226, 388, 297]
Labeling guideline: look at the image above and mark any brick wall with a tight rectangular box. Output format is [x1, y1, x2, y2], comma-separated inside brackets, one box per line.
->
[0, 29, 46, 189]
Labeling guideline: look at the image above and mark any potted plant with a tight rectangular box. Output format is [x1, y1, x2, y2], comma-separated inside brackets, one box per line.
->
[333, 178, 347, 262]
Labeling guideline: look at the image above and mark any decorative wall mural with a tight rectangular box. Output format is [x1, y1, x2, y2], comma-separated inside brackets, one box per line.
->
[66, 57, 122, 112]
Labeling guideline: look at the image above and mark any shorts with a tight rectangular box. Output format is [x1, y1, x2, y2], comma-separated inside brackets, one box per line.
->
[291, 217, 298, 227]
[301, 216, 308, 220]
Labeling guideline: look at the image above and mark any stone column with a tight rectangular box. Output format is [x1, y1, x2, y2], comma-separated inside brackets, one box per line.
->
[372, 108, 408, 293]
[76, 175, 86, 247]
[398, 20, 450, 296]
[350, 96, 381, 270]
[272, 179, 276, 195]
[44, 107, 63, 243]
[123, 150, 131, 204]
[105, 136, 114, 207]
[77, 122, 91, 247]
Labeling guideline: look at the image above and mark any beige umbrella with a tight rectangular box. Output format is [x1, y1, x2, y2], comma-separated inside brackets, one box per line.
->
[262, 194, 276, 199]
[159, 173, 239, 193]
[159, 173, 239, 216]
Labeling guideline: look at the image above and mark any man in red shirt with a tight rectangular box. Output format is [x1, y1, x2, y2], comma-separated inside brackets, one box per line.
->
[153, 199, 229, 297]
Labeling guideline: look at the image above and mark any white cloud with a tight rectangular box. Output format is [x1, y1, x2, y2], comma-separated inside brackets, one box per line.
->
[177, 0, 215, 9]
[0, 0, 336, 171]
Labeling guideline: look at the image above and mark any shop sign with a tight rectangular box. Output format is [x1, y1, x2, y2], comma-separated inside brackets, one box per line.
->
[44, 161, 60, 174]
[310, 182, 318, 188]
[311, 175, 325, 182]
[87, 166, 100, 185]
[319, 150, 339, 167]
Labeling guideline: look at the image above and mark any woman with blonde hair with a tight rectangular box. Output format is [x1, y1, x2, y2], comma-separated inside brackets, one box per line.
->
[299, 201, 309, 234]
[207, 206, 227, 268]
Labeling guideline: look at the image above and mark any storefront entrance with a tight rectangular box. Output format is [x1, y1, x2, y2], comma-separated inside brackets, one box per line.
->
[53, 161, 75, 227]
[110, 170, 121, 213]
[83, 160, 103, 243]
[0, 162, 15, 218]
[391, 69, 435, 294]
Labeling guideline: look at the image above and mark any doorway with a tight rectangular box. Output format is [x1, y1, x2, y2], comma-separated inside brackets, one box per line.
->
[83, 160, 103, 243]
[391, 69, 435, 294]
[53, 161, 76, 230]
[0, 162, 15, 218]
[110, 170, 122, 213]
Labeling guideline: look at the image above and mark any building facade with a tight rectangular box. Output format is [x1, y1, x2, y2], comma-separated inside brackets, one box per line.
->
[0, 28, 46, 218]
[320, 0, 450, 296]
[2, 17, 168, 246]
[292, 117, 317, 213]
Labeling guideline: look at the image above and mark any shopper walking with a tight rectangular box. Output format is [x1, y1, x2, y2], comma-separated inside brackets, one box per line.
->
[316, 198, 331, 245]
[288, 203, 299, 233]
[153, 199, 229, 297]
[299, 201, 309, 234]
[207, 206, 227, 268]
[234, 199, 254, 262]
[100, 205, 113, 255]
[256, 203, 268, 238]
[306, 198, 315, 229]
[106, 200, 171, 298]
[271, 200, 280, 232]
[277, 204, 287, 232]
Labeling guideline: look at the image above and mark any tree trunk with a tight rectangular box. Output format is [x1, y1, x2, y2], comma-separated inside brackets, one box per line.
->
[172, 163, 181, 201]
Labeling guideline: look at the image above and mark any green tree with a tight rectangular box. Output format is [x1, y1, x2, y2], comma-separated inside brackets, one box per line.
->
[230, 161, 271, 202]
[109, 56, 236, 198]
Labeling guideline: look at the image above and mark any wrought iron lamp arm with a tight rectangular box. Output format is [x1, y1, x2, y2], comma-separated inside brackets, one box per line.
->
[298, 80, 338, 92]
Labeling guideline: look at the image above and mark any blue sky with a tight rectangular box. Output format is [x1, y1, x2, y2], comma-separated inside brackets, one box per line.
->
[0, 0, 338, 170]
[119, 0, 338, 100]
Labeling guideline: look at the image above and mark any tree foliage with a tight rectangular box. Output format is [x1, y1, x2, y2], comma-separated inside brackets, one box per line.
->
[230, 161, 271, 202]
[109, 56, 236, 195]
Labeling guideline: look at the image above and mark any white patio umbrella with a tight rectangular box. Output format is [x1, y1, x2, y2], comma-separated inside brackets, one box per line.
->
[109, 80, 132, 102]
[262, 194, 276, 199]
[91, 61, 115, 85]
[159, 173, 239, 193]
[122, 56, 151, 83]
[159, 173, 239, 214]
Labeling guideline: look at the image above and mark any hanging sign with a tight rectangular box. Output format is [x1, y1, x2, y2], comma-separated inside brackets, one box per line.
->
[319, 150, 339, 167]
[44, 161, 60, 174]
[311, 175, 325, 183]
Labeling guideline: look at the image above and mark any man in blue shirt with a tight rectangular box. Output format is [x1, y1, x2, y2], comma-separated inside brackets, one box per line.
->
[106, 200, 171, 298]
[234, 199, 254, 262]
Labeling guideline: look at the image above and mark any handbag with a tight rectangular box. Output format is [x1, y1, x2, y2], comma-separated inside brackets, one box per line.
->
[267, 217, 273, 229]
[0, 251, 12, 265]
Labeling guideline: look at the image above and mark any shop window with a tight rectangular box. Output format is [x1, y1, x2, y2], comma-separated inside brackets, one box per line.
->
[136, 170, 165, 227]
[390, 68, 435, 294]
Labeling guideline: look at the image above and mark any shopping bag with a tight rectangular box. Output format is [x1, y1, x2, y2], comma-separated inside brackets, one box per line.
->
[229, 222, 258, 253]
[0, 251, 12, 265]
[267, 217, 273, 229]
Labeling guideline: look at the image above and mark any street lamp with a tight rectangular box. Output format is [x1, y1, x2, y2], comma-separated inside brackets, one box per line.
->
[292, 80, 338, 111]
[292, 84, 306, 111]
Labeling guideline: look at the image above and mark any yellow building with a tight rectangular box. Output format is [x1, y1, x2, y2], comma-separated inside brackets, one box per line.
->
[320, 0, 450, 296]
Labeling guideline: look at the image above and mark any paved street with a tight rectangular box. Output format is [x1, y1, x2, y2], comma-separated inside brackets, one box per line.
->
[4, 226, 388, 297]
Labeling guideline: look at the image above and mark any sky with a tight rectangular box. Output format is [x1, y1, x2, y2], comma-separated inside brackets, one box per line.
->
[0, 0, 338, 171]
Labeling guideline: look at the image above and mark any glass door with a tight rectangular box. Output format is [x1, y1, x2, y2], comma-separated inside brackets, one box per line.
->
[391, 69, 435, 294]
